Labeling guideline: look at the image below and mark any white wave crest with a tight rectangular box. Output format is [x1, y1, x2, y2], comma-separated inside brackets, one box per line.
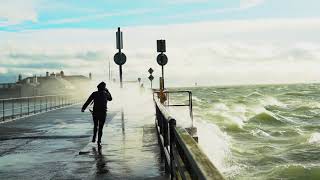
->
[259, 96, 287, 108]
[308, 133, 320, 145]
[195, 120, 234, 174]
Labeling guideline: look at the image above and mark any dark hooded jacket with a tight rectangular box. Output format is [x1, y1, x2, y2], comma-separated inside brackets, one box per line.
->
[82, 89, 112, 113]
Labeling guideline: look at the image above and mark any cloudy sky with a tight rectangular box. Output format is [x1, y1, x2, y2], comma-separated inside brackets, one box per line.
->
[0, 0, 320, 86]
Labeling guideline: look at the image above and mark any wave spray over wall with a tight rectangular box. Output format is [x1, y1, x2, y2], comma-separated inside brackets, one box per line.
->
[170, 84, 320, 179]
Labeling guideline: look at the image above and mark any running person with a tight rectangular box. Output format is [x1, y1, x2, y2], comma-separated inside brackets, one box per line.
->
[81, 82, 112, 147]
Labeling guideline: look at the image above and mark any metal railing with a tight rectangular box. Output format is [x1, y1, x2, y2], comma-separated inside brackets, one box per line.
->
[154, 97, 224, 180]
[0, 94, 81, 122]
[153, 90, 194, 127]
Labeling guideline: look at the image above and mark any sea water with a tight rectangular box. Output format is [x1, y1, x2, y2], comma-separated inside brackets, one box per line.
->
[170, 83, 320, 180]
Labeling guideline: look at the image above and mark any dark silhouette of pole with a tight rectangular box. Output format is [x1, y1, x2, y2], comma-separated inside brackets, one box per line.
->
[119, 65, 123, 88]
[118, 28, 123, 88]
[148, 68, 154, 89]
[114, 27, 126, 88]
[156, 40, 167, 89]
[108, 60, 111, 81]
[161, 65, 164, 87]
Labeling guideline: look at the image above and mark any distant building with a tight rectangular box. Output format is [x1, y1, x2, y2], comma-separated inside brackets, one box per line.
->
[0, 71, 92, 98]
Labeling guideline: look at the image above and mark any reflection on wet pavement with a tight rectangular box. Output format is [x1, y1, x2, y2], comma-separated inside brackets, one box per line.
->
[0, 105, 167, 179]
[92, 147, 109, 175]
[77, 108, 167, 179]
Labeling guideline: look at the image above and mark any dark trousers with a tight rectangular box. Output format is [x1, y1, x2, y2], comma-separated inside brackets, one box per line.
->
[92, 112, 106, 143]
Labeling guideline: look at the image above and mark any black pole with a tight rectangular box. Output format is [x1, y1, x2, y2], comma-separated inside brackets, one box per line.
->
[108, 60, 111, 81]
[161, 65, 164, 88]
[119, 65, 123, 88]
[118, 27, 123, 88]
[121, 108, 125, 134]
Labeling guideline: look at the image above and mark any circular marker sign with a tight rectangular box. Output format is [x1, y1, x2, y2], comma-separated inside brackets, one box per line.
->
[157, 54, 168, 66]
[114, 52, 127, 65]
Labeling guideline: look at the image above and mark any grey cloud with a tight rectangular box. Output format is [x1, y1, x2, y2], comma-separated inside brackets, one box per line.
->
[2, 62, 70, 69]
[7, 51, 105, 61]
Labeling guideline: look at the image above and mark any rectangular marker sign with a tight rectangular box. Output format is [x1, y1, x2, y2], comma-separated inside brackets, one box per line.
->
[116, 31, 123, 49]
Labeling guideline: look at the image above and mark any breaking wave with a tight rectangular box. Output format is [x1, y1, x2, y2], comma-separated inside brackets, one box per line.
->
[249, 112, 283, 125]
[308, 133, 320, 145]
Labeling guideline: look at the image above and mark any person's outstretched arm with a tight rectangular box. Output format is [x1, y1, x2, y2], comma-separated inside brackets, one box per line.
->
[81, 93, 94, 112]
[106, 89, 112, 101]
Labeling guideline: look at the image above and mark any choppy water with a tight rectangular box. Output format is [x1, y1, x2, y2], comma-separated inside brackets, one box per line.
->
[172, 84, 320, 180]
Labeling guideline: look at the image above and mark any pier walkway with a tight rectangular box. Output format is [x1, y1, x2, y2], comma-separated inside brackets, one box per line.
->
[0, 105, 167, 179]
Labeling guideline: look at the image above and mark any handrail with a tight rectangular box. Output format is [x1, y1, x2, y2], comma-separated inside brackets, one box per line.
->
[153, 90, 194, 127]
[154, 97, 224, 180]
[0, 94, 82, 122]
[0, 94, 70, 101]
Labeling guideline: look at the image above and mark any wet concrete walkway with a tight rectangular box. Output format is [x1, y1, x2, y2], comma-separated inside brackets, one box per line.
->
[0, 105, 167, 180]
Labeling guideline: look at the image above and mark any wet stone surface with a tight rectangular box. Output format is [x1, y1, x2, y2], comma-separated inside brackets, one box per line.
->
[0, 105, 167, 180]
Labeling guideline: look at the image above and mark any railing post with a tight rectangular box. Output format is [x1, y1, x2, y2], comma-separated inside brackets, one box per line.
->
[169, 119, 176, 180]
[27, 98, 30, 115]
[33, 97, 36, 114]
[40, 97, 42, 112]
[190, 92, 193, 127]
[20, 99, 22, 117]
[2, 100, 5, 121]
[164, 119, 168, 147]
[12, 100, 14, 119]
[46, 96, 48, 111]
[158, 108, 163, 135]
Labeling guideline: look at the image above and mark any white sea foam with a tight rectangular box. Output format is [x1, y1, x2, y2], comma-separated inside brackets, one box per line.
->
[211, 103, 247, 128]
[251, 129, 272, 138]
[305, 101, 320, 109]
[221, 112, 245, 128]
[230, 104, 247, 114]
[167, 105, 239, 176]
[245, 91, 264, 98]
[195, 119, 234, 174]
[250, 105, 267, 115]
[308, 133, 320, 145]
[259, 96, 287, 108]
[167, 107, 193, 128]
[213, 103, 230, 111]
[192, 96, 202, 102]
